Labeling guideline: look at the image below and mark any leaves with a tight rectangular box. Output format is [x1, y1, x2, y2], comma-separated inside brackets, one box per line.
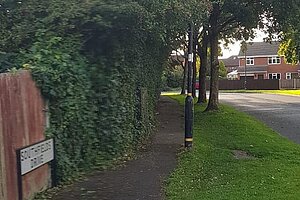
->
[0, 0, 212, 183]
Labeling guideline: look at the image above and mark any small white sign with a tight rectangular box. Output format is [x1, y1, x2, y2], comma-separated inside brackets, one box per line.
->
[19, 139, 54, 175]
[188, 53, 194, 62]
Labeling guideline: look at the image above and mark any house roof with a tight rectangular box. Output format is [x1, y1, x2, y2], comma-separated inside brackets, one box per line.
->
[237, 65, 268, 73]
[220, 55, 239, 67]
[227, 70, 238, 75]
[169, 54, 185, 65]
[238, 42, 280, 57]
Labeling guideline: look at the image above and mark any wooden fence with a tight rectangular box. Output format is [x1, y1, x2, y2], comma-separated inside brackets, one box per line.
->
[206, 79, 280, 90]
[205, 79, 300, 90]
[0, 71, 50, 200]
[280, 79, 300, 89]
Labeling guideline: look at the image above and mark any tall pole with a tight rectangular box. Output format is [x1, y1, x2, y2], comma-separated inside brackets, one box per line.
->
[185, 23, 194, 148]
[241, 41, 247, 90]
[244, 51, 247, 90]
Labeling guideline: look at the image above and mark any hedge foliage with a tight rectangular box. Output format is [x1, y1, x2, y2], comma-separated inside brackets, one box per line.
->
[0, 0, 208, 182]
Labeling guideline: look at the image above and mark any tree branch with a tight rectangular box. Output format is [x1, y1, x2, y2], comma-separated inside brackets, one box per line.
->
[220, 22, 240, 33]
[218, 16, 236, 32]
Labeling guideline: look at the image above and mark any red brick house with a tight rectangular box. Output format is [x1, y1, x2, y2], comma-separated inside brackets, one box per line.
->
[237, 42, 300, 80]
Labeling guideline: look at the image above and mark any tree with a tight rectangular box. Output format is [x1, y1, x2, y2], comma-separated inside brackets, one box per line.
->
[202, 0, 278, 111]
[192, 31, 199, 98]
[205, 3, 220, 111]
[270, 1, 300, 64]
[197, 27, 209, 104]
[219, 61, 227, 78]
[181, 55, 188, 95]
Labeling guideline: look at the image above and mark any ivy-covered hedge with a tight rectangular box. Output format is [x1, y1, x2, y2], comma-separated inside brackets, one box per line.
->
[26, 30, 166, 183]
[0, 0, 207, 182]
[18, 2, 172, 182]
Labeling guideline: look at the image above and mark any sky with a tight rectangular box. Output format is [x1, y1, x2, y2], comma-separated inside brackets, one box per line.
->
[172, 29, 269, 59]
[220, 29, 268, 58]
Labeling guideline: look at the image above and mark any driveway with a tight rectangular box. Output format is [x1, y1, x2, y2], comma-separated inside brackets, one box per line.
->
[219, 93, 300, 144]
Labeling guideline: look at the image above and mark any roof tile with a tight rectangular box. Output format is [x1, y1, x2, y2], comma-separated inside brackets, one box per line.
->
[238, 42, 280, 56]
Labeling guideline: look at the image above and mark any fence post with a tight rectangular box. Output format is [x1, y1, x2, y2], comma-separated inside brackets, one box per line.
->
[279, 79, 281, 89]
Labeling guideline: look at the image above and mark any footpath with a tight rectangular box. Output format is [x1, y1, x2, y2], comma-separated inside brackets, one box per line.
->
[52, 96, 183, 200]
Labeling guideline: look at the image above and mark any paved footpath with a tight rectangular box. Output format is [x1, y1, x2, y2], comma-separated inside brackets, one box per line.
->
[52, 96, 183, 200]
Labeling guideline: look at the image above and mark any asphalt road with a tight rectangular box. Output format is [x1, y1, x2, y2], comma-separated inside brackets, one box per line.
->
[219, 93, 300, 144]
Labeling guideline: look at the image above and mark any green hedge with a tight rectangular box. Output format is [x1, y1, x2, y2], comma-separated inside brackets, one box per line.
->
[15, 1, 173, 182]
[23, 32, 167, 182]
[0, 0, 207, 182]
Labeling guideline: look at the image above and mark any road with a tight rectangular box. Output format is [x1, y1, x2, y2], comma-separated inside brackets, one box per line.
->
[219, 93, 300, 144]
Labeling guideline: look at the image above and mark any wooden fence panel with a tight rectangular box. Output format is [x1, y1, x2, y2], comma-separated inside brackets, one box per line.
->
[296, 79, 300, 89]
[219, 80, 244, 90]
[206, 79, 280, 90]
[278, 79, 300, 89]
[280, 80, 293, 89]
[0, 71, 49, 200]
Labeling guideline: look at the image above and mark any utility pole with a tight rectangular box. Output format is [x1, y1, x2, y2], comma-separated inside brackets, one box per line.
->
[244, 50, 247, 90]
[185, 23, 194, 148]
[241, 41, 247, 90]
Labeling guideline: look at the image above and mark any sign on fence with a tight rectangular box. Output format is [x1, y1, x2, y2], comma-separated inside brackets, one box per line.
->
[19, 139, 54, 175]
[16, 138, 56, 200]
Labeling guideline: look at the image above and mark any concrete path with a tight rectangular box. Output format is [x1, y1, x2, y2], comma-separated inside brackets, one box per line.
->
[51, 96, 183, 200]
[220, 93, 300, 144]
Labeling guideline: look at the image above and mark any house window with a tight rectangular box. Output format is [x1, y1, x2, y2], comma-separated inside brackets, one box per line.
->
[258, 74, 264, 80]
[292, 73, 299, 79]
[268, 56, 281, 64]
[268, 73, 281, 80]
[286, 72, 299, 79]
[246, 57, 254, 65]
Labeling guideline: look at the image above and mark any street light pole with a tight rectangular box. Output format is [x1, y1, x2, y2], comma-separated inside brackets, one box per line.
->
[244, 51, 247, 90]
[185, 23, 194, 148]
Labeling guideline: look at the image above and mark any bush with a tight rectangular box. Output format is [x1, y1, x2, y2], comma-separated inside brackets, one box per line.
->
[162, 65, 184, 90]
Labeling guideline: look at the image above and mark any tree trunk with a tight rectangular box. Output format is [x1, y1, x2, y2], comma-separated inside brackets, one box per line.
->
[205, 3, 220, 111]
[197, 29, 208, 104]
[181, 57, 188, 95]
[192, 31, 198, 98]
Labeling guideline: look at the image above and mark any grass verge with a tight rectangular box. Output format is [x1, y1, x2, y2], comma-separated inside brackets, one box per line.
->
[221, 89, 300, 96]
[166, 95, 300, 200]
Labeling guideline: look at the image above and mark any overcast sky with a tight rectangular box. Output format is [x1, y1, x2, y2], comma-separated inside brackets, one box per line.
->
[220, 29, 268, 58]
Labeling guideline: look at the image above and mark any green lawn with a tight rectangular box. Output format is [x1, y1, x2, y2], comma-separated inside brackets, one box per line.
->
[221, 89, 300, 96]
[166, 95, 300, 200]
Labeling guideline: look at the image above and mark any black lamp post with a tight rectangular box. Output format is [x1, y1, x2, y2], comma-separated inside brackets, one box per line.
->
[185, 23, 194, 148]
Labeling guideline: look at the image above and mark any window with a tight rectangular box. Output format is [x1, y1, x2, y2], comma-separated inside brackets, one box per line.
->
[292, 73, 299, 79]
[268, 56, 281, 64]
[258, 74, 264, 80]
[268, 73, 281, 80]
[286, 72, 299, 79]
[246, 57, 254, 65]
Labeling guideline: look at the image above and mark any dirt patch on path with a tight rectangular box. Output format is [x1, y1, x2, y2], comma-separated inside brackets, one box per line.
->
[51, 96, 183, 200]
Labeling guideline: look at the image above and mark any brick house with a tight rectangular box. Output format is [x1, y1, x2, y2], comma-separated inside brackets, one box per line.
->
[220, 55, 239, 73]
[237, 42, 300, 80]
